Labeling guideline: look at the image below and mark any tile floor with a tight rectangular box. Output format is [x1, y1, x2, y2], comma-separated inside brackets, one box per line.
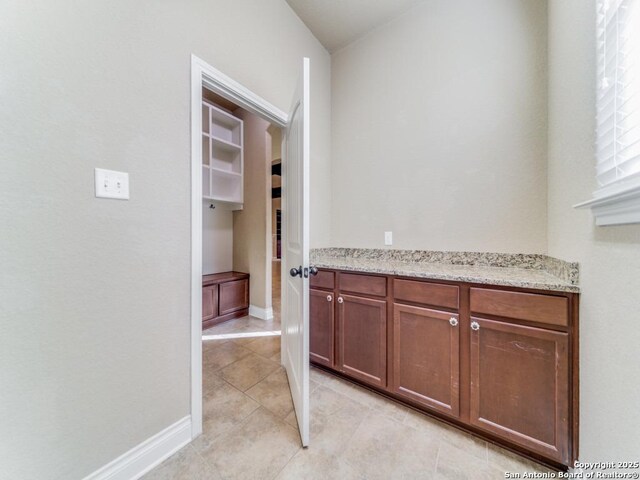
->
[145, 311, 554, 479]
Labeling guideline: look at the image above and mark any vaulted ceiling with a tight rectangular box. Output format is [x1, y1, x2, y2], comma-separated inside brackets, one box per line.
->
[285, 0, 424, 52]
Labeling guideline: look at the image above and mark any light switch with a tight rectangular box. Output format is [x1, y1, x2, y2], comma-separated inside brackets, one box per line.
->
[95, 168, 129, 200]
[384, 231, 393, 245]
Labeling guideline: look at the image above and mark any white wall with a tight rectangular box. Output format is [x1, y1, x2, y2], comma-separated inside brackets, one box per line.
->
[547, 0, 640, 463]
[233, 110, 273, 310]
[0, 1, 330, 478]
[330, 0, 548, 253]
[203, 203, 233, 275]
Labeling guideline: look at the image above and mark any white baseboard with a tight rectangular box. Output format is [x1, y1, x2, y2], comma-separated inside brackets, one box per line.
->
[83, 416, 192, 480]
[249, 305, 274, 320]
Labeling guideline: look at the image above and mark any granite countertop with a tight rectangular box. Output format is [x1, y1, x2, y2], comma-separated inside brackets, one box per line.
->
[310, 248, 580, 293]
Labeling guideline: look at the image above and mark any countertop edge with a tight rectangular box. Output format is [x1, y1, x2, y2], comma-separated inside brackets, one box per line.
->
[313, 261, 580, 294]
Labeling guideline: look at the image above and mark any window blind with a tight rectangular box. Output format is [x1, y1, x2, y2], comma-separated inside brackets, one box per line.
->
[596, 0, 640, 189]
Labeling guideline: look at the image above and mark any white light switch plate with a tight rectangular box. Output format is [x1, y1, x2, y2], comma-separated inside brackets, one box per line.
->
[385, 231, 393, 245]
[95, 168, 129, 200]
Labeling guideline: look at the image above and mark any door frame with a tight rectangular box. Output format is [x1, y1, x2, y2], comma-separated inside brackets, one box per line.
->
[190, 54, 288, 438]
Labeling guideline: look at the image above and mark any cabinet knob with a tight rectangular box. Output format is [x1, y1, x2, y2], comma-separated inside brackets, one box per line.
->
[471, 321, 480, 331]
[337, 297, 344, 304]
[327, 295, 332, 302]
[449, 317, 458, 327]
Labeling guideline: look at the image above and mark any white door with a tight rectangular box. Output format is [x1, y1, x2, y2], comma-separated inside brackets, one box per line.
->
[281, 57, 310, 446]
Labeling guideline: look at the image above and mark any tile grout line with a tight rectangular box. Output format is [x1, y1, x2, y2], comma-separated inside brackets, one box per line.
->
[268, 444, 304, 480]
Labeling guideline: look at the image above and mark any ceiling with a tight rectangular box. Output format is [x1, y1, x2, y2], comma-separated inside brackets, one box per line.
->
[286, 0, 424, 53]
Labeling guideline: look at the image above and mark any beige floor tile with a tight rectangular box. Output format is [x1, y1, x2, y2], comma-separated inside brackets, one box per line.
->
[202, 341, 251, 371]
[202, 339, 228, 355]
[197, 382, 260, 444]
[246, 368, 294, 419]
[246, 316, 281, 331]
[321, 373, 408, 422]
[434, 463, 506, 480]
[221, 353, 280, 391]
[435, 439, 489, 479]
[343, 411, 439, 479]
[270, 350, 283, 363]
[275, 448, 364, 480]
[487, 443, 555, 475]
[228, 336, 260, 347]
[310, 384, 365, 418]
[203, 317, 252, 335]
[309, 366, 333, 385]
[141, 444, 220, 480]
[200, 407, 301, 480]
[202, 371, 227, 398]
[404, 409, 486, 457]
[284, 410, 298, 429]
[309, 386, 370, 455]
[244, 335, 281, 358]
[309, 378, 321, 393]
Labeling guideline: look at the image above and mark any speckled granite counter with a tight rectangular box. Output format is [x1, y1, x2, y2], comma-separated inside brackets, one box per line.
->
[310, 248, 580, 293]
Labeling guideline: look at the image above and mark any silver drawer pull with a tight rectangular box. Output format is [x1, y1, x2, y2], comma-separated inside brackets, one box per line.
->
[471, 321, 480, 331]
[327, 295, 332, 302]
[449, 317, 458, 327]
[337, 297, 344, 304]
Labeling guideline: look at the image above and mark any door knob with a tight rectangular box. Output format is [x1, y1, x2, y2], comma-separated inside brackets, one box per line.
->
[471, 321, 480, 331]
[289, 266, 302, 278]
[337, 297, 344, 304]
[309, 266, 319, 276]
[449, 317, 459, 327]
[327, 295, 332, 302]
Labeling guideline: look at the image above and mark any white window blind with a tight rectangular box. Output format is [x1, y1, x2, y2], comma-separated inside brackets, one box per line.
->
[596, 0, 640, 190]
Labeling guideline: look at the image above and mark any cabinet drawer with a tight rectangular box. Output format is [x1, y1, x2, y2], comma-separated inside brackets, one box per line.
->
[394, 279, 459, 310]
[219, 279, 249, 316]
[470, 288, 568, 327]
[339, 273, 386, 297]
[310, 269, 335, 290]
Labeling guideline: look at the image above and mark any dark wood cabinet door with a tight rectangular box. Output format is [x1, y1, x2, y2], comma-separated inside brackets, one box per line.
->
[202, 285, 218, 321]
[470, 317, 570, 464]
[392, 304, 460, 417]
[219, 279, 249, 316]
[310, 289, 335, 368]
[338, 294, 387, 388]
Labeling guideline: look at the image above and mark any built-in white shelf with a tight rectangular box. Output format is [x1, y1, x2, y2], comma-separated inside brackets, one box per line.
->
[202, 100, 243, 207]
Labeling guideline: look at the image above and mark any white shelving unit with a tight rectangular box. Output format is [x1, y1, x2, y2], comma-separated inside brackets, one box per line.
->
[202, 100, 243, 208]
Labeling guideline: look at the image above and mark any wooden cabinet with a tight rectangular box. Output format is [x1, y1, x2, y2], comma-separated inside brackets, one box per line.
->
[202, 272, 249, 329]
[310, 289, 335, 368]
[310, 269, 579, 469]
[202, 285, 218, 322]
[338, 294, 387, 388]
[469, 317, 569, 464]
[392, 304, 460, 417]
[310, 270, 336, 368]
[310, 271, 388, 387]
[219, 279, 249, 316]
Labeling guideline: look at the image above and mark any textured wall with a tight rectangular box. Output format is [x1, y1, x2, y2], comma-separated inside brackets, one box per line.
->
[330, 0, 548, 253]
[547, 0, 640, 463]
[0, 1, 330, 478]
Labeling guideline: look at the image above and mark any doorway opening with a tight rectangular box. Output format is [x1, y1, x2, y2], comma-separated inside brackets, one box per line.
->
[190, 55, 311, 449]
[199, 83, 293, 435]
